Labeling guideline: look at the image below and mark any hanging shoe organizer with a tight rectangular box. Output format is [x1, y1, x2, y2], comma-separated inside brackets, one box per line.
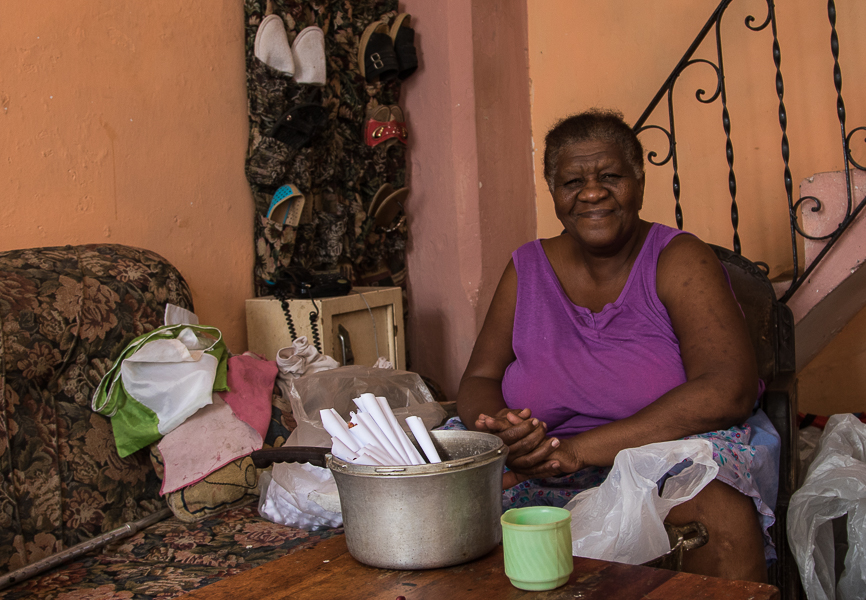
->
[243, 0, 411, 296]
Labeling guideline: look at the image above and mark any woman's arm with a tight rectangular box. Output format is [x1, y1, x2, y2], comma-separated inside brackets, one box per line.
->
[524, 235, 759, 478]
[456, 260, 559, 467]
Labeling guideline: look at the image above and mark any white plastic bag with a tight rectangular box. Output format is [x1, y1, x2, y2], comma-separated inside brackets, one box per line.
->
[788, 414, 866, 600]
[258, 462, 342, 530]
[284, 365, 446, 448]
[564, 439, 718, 565]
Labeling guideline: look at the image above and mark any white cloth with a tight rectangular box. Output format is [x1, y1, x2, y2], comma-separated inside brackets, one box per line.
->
[120, 330, 218, 435]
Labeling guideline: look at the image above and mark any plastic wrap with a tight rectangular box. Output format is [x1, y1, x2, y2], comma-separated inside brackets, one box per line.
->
[788, 414, 866, 600]
[564, 439, 718, 565]
[284, 365, 447, 448]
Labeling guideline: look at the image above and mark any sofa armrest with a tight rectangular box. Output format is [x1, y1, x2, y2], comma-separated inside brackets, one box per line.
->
[762, 371, 799, 498]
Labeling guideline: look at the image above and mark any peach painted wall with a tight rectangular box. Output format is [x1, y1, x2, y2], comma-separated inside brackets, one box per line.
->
[0, 0, 253, 353]
[527, 0, 866, 277]
[401, 0, 536, 400]
[526, 0, 866, 416]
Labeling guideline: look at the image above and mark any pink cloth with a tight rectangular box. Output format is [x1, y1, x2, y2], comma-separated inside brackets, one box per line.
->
[218, 354, 279, 439]
[158, 394, 262, 494]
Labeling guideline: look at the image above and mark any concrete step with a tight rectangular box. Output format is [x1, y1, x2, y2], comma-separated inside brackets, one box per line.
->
[777, 170, 866, 371]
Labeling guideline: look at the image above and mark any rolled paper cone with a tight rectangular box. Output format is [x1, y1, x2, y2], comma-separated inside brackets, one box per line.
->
[359, 395, 411, 464]
[376, 396, 424, 465]
[353, 454, 382, 466]
[320, 409, 360, 453]
[358, 444, 393, 466]
[406, 416, 442, 463]
[356, 412, 404, 464]
[346, 419, 385, 453]
[352, 396, 365, 412]
[330, 436, 359, 462]
[358, 392, 377, 405]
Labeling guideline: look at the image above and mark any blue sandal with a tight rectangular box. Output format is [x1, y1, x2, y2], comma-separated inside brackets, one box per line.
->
[267, 184, 306, 226]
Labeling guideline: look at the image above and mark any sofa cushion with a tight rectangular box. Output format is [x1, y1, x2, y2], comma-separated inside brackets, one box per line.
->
[0, 244, 194, 576]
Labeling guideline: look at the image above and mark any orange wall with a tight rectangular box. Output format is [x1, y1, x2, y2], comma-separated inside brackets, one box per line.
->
[0, 0, 253, 352]
[527, 0, 866, 416]
[528, 0, 866, 277]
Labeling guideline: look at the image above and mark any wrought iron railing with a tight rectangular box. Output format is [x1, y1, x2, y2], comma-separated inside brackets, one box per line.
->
[633, 0, 866, 303]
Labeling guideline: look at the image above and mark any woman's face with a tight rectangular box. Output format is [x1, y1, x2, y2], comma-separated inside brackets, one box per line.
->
[551, 139, 645, 254]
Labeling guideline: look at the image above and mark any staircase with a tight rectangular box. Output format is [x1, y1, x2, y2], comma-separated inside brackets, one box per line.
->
[633, 0, 866, 398]
[781, 170, 866, 371]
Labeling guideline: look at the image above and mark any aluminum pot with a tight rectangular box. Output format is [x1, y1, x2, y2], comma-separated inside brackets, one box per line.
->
[327, 430, 507, 570]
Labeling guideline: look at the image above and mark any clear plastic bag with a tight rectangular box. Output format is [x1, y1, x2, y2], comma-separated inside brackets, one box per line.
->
[284, 365, 447, 448]
[257, 463, 342, 530]
[788, 414, 866, 600]
[563, 439, 718, 565]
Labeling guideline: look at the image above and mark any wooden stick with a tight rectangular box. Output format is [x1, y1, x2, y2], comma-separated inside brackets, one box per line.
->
[0, 508, 172, 591]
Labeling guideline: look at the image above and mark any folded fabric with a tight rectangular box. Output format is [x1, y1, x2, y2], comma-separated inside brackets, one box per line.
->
[92, 324, 229, 458]
[157, 394, 263, 495]
[276, 336, 339, 377]
[274, 336, 339, 403]
[218, 354, 279, 439]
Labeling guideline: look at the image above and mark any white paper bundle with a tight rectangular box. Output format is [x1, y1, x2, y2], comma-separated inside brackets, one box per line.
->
[406, 416, 442, 463]
[377, 396, 425, 465]
[322, 393, 438, 467]
[320, 409, 360, 453]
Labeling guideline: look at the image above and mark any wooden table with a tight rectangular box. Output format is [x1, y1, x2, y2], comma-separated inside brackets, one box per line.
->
[179, 534, 779, 600]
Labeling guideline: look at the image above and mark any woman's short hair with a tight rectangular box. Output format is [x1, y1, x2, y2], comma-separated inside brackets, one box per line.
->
[543, 109, 645, 191]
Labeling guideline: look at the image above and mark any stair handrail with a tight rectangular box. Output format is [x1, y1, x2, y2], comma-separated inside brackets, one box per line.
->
[633, 0, 866, 303]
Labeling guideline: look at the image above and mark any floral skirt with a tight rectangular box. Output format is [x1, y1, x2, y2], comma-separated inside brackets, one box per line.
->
[439, 409, 780, 562]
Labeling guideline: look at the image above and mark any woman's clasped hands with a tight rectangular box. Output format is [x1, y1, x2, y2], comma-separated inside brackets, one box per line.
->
[475, 407, 582, 489]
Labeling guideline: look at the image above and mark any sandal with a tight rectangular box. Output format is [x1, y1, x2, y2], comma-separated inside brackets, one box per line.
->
[268, 102, 328, 150]
[358, 21, 398, 83]
[267, 184, 306, 226]
[389, 14, 418, 80]
[364, 105, 407, 147]
[292, 26, 326, 86]
[254, 14, 295, 75]
[368, 184, 409, 229]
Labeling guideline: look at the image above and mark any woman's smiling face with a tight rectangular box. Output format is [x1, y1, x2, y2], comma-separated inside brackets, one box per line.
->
[552, 139, 645, 254]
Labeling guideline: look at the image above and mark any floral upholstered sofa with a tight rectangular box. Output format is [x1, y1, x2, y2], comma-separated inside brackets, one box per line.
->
[0, 245, 341, 599]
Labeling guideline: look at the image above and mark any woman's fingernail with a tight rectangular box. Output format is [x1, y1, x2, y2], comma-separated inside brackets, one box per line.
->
[531, 419, 539, 426]
[551, 438, 560, 447]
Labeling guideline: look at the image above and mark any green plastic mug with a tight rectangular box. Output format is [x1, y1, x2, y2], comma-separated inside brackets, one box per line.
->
[500, 506, 573, 591]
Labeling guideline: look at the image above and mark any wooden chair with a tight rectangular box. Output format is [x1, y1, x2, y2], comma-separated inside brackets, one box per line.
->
[711, 245, 803, 599]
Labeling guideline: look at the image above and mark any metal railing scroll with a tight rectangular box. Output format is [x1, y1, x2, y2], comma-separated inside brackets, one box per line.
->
[632, 0, 866, 303]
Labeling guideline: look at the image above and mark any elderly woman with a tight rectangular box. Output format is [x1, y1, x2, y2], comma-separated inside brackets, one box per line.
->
[449, 109, 779, 583]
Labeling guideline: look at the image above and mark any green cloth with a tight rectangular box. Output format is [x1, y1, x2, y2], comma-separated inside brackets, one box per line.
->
[92, 324, 229, 457]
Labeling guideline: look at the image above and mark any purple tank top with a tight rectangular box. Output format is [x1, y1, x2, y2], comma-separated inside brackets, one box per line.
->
[502, 223, 687, 438]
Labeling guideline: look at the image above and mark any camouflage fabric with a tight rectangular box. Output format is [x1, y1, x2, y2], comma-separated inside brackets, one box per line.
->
[244, 0, 408, 293]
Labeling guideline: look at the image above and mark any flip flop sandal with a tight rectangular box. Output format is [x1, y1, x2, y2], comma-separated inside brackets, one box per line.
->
[268, 102, 328, 150]
[388, 105, 408, 145]
[267, 184, 306, 226]
[373, 186, 409, 229]
[358, 21, 399, 83]
[364, 105, 407, 147]
[368, 183, 395, 217]
[389, 14, 418, 80]
[292, 26, 326, 86]
[254, 14, 295, 75]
